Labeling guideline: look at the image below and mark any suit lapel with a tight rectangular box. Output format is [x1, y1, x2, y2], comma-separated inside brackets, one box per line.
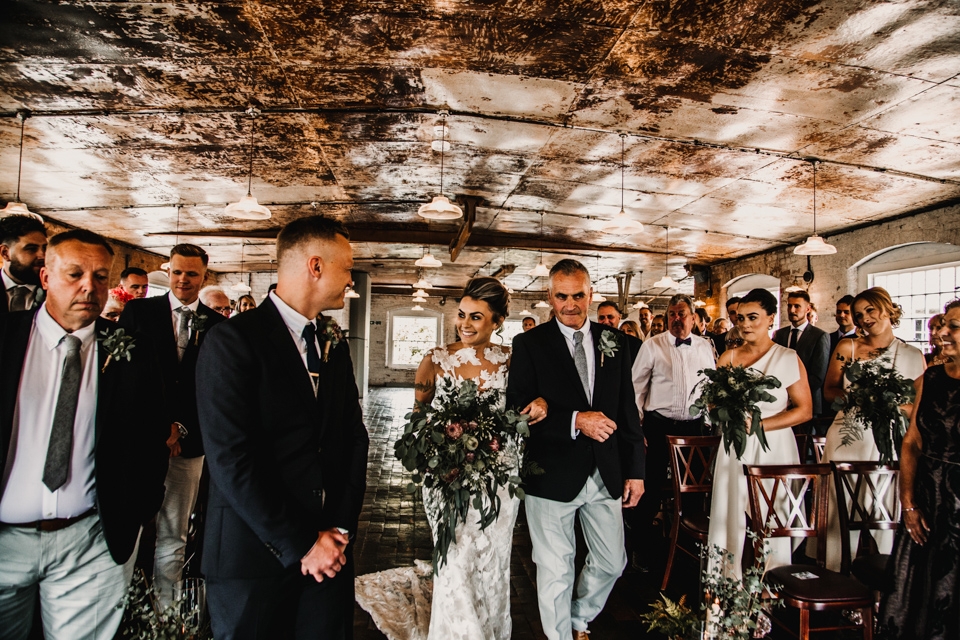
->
[0, 312, 35, 455]
[260, 300, 320, 410]
[545, 320, 590, 407]
[95, 318, 118, 446]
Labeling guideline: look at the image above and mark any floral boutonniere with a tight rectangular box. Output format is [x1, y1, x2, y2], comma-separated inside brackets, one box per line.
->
[317, 316, 345, 362]
[98, 327, 135, 373]
[190, 313, 209, 345]
[598, 329, 619, 366]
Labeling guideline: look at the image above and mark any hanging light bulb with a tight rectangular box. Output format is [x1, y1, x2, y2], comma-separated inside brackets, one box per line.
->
[528, 212, 550, 277]
[653, 226, 681, 289]
[1, 111, 42, 221]
[794, 160, 836, 255]
[601, 134, 643, 235]
[418, 113, 463, 220]
[225, 107, 271, 220]
[344, 287, 360, 299]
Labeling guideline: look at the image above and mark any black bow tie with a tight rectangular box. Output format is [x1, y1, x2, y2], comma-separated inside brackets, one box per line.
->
[675, 337, 691, 347]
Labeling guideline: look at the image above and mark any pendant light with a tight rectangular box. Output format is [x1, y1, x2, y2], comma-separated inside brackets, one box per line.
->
[412, 294, 427, 303]
[600, 134, 643, 235]
[415, 246, 443, 268]
[413, 289, 430, 298]
[794, 160, 836, 255]
[344, 287, 360, 299]
[632, 300, 649, 310]
[231, 242, 252, 294]
[591, 256, 607, 303]
[418, 113, 463, 220]
[653, 227, 681, 289]
[2, 111, 42, 221]
[519, 309, 532, 316]
[412, 269, 433, 290]
[535, 299, 551, 309]
[224, 107, 271, 220]
[528, 212, 550, 277]
[411, 304, 425, 311]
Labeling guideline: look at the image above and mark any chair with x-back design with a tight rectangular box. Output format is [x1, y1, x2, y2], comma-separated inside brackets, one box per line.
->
[744, 464, 874, 640]
[661, 435, 721, 590]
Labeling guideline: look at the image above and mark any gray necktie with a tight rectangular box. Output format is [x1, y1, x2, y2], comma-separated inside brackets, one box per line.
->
[176, 307, 193, 361]
[573, 330, 591, 402]
[8, 286, 28, 312]
[42, 335, 83, 492]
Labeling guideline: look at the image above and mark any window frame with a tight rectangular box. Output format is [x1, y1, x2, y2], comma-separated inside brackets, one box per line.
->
[386, 307, 444, 369]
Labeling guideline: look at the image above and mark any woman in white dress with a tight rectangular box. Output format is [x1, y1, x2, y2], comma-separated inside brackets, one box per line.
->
[707, 288, 813, 579]
[818, 287, 925, 570]
[355, 277, 547, 640]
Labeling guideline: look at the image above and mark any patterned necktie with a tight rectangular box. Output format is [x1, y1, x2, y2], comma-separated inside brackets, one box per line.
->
[789, 328, 800, 350]
[8, 285, 28, 312]
[42, 335, 83, 492]
[301, 322, 322, 391]
[573, 330, 591, 402]
[176, 307, 193, 361]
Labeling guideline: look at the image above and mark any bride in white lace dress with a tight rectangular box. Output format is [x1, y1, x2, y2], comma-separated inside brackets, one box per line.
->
[355, 278, 547, 640]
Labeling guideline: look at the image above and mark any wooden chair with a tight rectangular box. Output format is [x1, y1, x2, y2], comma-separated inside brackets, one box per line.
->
[794, 432, 826, 464]
[744, 464, 874, 640]
[832, 462, 900, 593]
[661, 435, 720, 590]
[812, 437, 826, 464]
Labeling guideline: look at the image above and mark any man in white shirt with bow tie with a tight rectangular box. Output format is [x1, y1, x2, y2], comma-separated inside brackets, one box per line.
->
[0, 215, 46, 314]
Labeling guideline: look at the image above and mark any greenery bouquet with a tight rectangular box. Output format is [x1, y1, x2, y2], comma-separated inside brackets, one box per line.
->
[394, 377, 531, 572]
[689, 366, 782, 460]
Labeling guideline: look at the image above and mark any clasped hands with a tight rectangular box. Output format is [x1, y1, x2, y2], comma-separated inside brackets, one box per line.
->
[301, 528, 350, 582]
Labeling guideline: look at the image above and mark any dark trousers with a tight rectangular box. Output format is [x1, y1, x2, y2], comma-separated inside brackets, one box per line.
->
[628, 411, 705, 550]
[207, 548, 355, 640]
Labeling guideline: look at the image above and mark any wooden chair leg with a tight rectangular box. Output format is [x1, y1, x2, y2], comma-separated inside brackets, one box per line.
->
[863, 606, 874, 640]
[799, 609, 810, 640]
[660, 519, 681, 590]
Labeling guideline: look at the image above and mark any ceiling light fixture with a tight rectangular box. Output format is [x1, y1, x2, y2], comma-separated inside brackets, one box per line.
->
[412, 295, 427, 303]
[344, 287, 360, 299]
[632, 300, 649, 310]
[593, 292, 607, 303]
[2, 111, 42, 221]
[693, 299, 706, 308]
[418, 112, 463, 220]
[535, 300, 551, 309]
[415, 246, 443, 268]
[653, 227, 681, 289]
[794, 160, 836, 255]
[600, 134, 643, 235]
[528, 212, 550, 277]
[411, 304, 424, 311]
[224, 107, 271, 220]
[519, 309, 531, 316]
[230, 243, 252, 294]
[412, 269, 433, 289]
[413, 288, 430, 298]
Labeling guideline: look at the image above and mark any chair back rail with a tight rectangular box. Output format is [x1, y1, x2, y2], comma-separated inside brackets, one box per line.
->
[668, 435, 721, 497]
[831, 461, 900, 575]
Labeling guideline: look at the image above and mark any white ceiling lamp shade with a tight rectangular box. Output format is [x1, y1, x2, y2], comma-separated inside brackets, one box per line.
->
[413, 289, 430, 298]
[230, 243, 252, 294]
[693, 299, 706, 308]
[2, 111, 42, 222]
[344, 287, 360, 299]
[592, 292, 607, 303]
[418, 113, 463, 220]
[160, 262, 171, 271]
[528, 212, 551, 277]
[411, 304, 424, 311]
[415, 247, 443, 268]
[519, 309, 531, 316]
[600, 134, 643, 235]
[794, 160, 836, 256]
[632, 300, 649, 310]
[535, 299, 551, 309]
[412, 295, 427, 303]
[653, 226, 681, 289]
[784, 284, 805, 293]
[224, 107, 271, 220]
[412, 270, 433, 289]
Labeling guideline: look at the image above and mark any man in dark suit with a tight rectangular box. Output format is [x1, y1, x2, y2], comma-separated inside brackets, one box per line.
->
[774, 290, 831, 419]
[0, 230, 168, 638]
[0, 215, 47, 313]
[507, 259, 645, 640]
[597, 300, 642, 362]
[119, 243, 225, 608]
[830, 294, 857, 353]
[196, 216, 368, 640]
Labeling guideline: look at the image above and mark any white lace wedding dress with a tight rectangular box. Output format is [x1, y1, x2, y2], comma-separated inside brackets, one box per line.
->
[355, 345, 520, 640]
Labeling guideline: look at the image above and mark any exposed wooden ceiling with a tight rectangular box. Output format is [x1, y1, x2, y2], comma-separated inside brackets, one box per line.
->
[2, 0, 959, 297]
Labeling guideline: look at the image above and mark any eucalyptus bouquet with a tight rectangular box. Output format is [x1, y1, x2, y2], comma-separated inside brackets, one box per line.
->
[833, 356, 916, 464]
[689, 366, 781, 459]
[394, 378, 531, 573]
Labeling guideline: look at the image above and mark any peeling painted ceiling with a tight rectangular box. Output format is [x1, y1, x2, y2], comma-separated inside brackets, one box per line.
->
[2, 0, 959, 297]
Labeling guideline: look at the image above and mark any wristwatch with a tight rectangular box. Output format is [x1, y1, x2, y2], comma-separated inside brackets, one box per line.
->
[174, 422, 188, 438]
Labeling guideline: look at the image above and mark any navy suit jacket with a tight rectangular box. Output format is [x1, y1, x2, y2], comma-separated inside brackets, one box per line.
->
[196, 298, 369, 579]
[774, 323, 831, 415]
[506, 320, 645, 502]
[0, 311, 168, 563]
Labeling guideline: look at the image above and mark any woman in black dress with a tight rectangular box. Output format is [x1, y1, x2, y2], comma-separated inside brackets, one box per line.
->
[881, 299, 960, 639]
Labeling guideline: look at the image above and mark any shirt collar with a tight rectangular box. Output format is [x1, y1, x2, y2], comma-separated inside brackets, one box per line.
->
[791, 320, 809, 333]
[168, 290, 200, 314]
[840, 328, 856, 337]
[555, 317, 589, 341]
[270, 291, 314, 337]
[1, 269, 36, 292]
[34, 303, 96, 351]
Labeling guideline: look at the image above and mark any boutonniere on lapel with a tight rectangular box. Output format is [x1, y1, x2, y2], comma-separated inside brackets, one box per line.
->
[98, 327, 135, 373]
[598, 329, 619, 366]
[317, 315, 345, 363]
[190, 313, 209, 345]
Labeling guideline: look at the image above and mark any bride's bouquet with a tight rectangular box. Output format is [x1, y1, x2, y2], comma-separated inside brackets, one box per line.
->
[394, 377, 530, 572]
[833, 357, 916, 464]
[689, 366, 782, 459]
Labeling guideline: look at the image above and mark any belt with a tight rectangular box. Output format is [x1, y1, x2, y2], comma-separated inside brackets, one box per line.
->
[2, 507, 97, 532]
[647, 410, 704, 427]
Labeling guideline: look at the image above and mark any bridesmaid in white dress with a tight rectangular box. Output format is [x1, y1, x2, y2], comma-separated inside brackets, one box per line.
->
[818, 287, 925, 570]
[707, 288, 813, 579]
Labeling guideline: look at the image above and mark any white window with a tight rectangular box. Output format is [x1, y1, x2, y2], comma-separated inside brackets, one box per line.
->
[870, 262, 960, 351]
[495, 319, 525, 346]
[388, 309, 442, 368]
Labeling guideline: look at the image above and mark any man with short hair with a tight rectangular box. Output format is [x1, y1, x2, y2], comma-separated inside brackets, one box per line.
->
[522, 316, 537, 332]
[631, 294, 716, 568]
[597, 300, 642, 362]
[119, 267, 149, 299]
[637, 306, 653, 338]
[197, 215, 369, 639]
[508, 259, 644, 640]
[831, 294, 857, 353]
[119, 243, 226, 608]
[199, 285, 232, 318]
[0, 215, 47, 313]
[774, 290, 831, 418]
[0, 230, 168, 639]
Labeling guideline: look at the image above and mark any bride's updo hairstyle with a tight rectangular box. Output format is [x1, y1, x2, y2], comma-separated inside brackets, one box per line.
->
[461, 277, 510, 326]
[738, 288, 778, 316]
[852, 287, 902, 328]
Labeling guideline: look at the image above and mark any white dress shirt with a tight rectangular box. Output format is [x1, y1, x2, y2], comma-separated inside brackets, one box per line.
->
[168, 290, 201, 339]
[269, 291, 319, 384]
[555, 318, 596, 438]
[632, 330, 716, 422]
[2, 269, 38, 311]
[0, 305, 98, 522]
[789, 320, 809, 339]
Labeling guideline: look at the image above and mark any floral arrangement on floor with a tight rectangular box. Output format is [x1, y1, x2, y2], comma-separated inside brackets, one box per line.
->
[117, 569, 211, 640]
[833, 355, 917, 464]
[394, 377, 532, 573]
[689, 366, 782, 459]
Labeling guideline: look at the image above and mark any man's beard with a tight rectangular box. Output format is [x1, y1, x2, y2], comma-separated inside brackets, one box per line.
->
[8, 258, 41, 285]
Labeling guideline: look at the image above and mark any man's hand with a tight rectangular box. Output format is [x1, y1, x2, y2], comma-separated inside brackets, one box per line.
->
[166, 424, 182, 458]
[622, 479, 645, 508]
[576, 411, 617, 442]
[520, 397, 548, 425]
[300, 529, 349, 582]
